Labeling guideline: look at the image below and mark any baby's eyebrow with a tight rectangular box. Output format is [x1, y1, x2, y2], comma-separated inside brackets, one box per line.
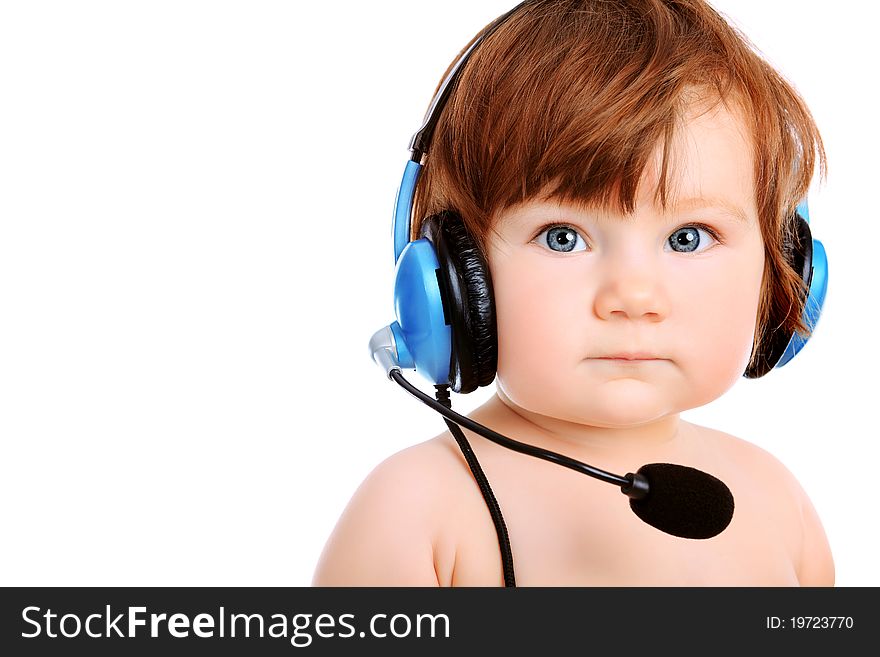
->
[668, 196, 751, 223]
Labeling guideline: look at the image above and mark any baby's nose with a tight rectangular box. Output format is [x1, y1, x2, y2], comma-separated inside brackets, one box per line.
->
[593, 258, 670, 321]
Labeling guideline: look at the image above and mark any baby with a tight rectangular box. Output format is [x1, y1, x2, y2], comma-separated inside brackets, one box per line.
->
[314, 0, 833, 586]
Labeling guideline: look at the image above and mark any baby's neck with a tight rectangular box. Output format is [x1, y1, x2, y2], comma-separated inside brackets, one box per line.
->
[476, 389, 689, 468]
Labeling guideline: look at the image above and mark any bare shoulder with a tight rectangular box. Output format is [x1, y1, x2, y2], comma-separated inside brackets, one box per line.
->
[686, 422, 835, 586]
[311, 434, 470, 586]
[688, 423, 801, 482]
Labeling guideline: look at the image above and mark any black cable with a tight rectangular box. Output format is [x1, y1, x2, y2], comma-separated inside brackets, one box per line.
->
[390, 370, 631, 488]
[432, 384, 516, 588]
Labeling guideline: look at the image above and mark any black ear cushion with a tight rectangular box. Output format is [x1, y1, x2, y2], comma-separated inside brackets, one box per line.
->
[744, 213, 813, 379]
[420, 211, 497, 393]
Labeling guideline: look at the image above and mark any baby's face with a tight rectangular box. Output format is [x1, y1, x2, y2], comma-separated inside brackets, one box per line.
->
[487, 101, 764, 428]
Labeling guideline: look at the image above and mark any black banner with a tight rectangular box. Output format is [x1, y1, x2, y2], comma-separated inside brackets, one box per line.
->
[1, 587, 874, 655]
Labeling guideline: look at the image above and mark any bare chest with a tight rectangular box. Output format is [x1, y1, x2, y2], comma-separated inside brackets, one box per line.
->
[438, 456, 800, 587]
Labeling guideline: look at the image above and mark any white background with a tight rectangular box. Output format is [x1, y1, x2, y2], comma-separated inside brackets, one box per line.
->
[0, 1, 876, 587]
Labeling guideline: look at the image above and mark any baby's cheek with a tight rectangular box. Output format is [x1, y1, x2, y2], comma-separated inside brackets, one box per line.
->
[681, 293, 759, 401]
[496, 306, 558, 384]
[493, 292, 574, 407]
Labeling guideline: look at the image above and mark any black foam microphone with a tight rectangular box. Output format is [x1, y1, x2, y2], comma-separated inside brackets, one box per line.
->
[388, 369, 735, 540]
[629, 463, 734, 539]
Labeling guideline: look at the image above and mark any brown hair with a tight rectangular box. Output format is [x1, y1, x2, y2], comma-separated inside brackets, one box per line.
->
[412, 0, 825, 372]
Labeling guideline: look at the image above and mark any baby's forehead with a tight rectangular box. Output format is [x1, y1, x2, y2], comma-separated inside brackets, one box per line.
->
[633, 100, 757, 212]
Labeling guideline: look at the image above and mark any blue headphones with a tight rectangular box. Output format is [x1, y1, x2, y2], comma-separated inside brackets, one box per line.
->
[381, 1, 828, 392]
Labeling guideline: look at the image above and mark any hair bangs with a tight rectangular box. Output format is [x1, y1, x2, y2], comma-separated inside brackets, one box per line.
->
[414, 0, 756, 239]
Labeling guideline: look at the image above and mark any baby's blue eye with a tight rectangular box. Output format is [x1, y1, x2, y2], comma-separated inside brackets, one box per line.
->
[667, 226, 716, 253]
[536, 226, 587, 253]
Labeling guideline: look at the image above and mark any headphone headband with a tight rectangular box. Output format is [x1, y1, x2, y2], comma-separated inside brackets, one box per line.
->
[394, 1, 531, 263]
[408, 1, 531, 162]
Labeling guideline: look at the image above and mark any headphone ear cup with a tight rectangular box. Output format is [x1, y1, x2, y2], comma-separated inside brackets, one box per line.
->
[421, 211, 497, 393]
[744, 212, 823, 378]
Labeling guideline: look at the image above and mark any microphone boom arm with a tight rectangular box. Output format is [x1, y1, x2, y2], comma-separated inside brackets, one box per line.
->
[389, 369, 649, 498]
